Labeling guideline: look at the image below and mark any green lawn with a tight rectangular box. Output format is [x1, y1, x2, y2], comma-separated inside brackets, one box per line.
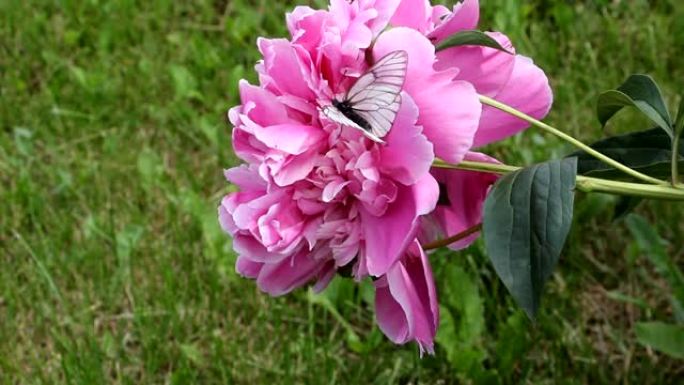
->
[1, 0, 683, 383]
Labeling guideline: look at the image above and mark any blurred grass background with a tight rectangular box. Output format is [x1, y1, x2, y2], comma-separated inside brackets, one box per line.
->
[1, 0, 683, 383]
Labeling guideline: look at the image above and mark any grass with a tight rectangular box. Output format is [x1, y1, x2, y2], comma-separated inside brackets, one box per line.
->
[1, 0, 683, 383]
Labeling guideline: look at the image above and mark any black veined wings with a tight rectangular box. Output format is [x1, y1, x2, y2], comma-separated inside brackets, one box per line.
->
[321, 50, 408, 143]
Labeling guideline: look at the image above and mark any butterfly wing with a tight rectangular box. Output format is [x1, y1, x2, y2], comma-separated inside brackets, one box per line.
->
[352, 94, 401, 140]
[345, 50, 408, 139]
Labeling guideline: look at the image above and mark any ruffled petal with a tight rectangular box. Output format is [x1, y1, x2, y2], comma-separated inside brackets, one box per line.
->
[435, 32, 516, 97]
[257, 38, 318, 100]
[374, 240, 438, 354]
[256, 250, 326, 296]
[378, 94, 434, 185]
[270, 149, 319, 186]
[236, 256, 264, 279]
[428, 0, 480, 42]
[252, 124, 325, 155]
[390, 0, 432, 33]
[361, 174, 438, 276]
[367, 0, 402, 35]
[473, 55, 552, 147]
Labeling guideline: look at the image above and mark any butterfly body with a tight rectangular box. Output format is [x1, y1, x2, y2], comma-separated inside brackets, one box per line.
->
[321, 50, 408, 144]
[331, 99, 373, 132]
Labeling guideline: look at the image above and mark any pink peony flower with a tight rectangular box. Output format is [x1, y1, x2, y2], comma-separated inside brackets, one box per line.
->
[220, 0, 552, 352]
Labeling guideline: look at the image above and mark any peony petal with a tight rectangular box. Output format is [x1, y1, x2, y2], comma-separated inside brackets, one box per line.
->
[367, 0, 401, 35]
[412, 172, 439, 216]
[374, 276, 410, 343]
[312, 261, 337, 293]
[218, 204, 237, 234]
[231, 189, 285, 231]
[236, 256, 264, 279]
[473, 55, 552, 147]
[252, 123, 325, 155]
[430, 5, 450, 24]
[435, 32, 516, 97]
[237, 80, 291, 127]
[428, 0, 480, 42]
[378, 94, 434, 185]
[373, 27, 436, 80]
[424, 152, 500, 250]
[374, 240, 438, 353]
[271, 149, 319, 186]
[287, 6, 328, 50]
[224, 165, 266, 191]
[257, 38, 317, 101]
[328, 0, 377, 54]
[390, 0, 432, 33]
[410, 75, 481, 163]
[399, 241, 438, 353]
[256, 250, 324, 296]
[361, 186, 416, 276]
[322, 179, 351, 202]
[341, 24, 373, 55]
[232, 234, 290, 264]
[232, 126, 267, 164]
[361, 174, 438, 276]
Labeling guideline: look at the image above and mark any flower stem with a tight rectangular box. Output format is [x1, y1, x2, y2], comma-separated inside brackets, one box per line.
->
[423, 224, 483, 251]
[478, 94, 669, 186]
[433, 159, 684, 201]
[433, 159, 520, 174]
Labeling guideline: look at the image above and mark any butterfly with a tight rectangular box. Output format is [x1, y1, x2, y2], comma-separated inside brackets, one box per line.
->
[321, 50, 408, 144]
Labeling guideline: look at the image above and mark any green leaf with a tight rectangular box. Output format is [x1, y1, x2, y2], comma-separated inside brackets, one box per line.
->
[635, 322, 684, 359]
[625, 215, 684, 311]
[494, 312, 530, 377]
[169, 64, 200, 100]
[436, 265, 489, 380]
[605, 291, 650, 309]
[597, 75, 673, 137]
[676, 96, 684, 135]
[570, 127, 684, 179]
[675, 96, 684, 184]
[483, 158, 577, 319]
[436, 307, 487, 378]
[439, 265, 484, 345]
[435, 30, 512, 54]
[136, 148, 164, 187]
[180, 343, 204, 365]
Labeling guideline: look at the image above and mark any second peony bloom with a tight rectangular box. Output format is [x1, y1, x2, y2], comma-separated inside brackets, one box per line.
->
[219, 0, 552, 354]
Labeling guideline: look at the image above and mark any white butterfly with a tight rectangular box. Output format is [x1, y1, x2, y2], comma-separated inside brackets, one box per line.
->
[321, 50, 408, 144]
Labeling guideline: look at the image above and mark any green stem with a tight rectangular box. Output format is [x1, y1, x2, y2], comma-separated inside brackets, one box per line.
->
[433, 159, 684, 201]
[433, 159, 519, 174]
[478, 94, 669, 186]
[422, 224, 483, 251]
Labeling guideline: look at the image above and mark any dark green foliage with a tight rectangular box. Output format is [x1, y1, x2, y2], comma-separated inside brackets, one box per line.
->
[570, 127, 684, 179]
[597, 75, 673, 137]
[483, 159, 577, 319]
[435, 30, 512, 53]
